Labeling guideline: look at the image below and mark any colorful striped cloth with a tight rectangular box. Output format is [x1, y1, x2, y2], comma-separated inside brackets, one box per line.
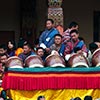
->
[2, 67, 100, 90]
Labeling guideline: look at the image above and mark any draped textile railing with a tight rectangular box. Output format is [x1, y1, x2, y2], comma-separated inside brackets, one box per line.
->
[2, 67, 100, 90]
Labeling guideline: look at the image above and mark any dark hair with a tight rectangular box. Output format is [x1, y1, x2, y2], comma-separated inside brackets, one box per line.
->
[34, 38, 39, 45]
[36, 47, 45, 52]
[37, 96, 45, 100]
[70, 29, 79, 35]
[23, 42, 32, 49]
[54, 34, 62, 38]
[7, 40, 16, 50]
[74, 47, 81, 53]
[89, 42, 98, 50]
[84, 96, 92, 100]
[78, 37, 85, 42]
[0, 53, 9, 58]
[0, 44, 7, 50]
[74, 97, 81, 100]
[46, 19, 54, 24]
[18, 38, 26, 48]
[68, 21, 78, 29]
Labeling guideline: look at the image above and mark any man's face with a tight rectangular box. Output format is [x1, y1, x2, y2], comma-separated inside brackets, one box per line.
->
[37, 49, 44, 57]
[23, 45, 31, 54]
[0, 48, 6, 54]
[54, 36, 62, 45]
[46, 21, 53, 30]
[0, 55, 7, 64]
[71, 32, 79, 42]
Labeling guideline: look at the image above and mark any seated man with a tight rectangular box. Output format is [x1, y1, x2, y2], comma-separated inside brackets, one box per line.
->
[64, 30, 87, 61]
[39, 19, 59, 53]
[18, 42, 36, 62]
[62, 21, 79, 45]
[0, 44, 7, 55]
[0, 53, 8, 72]
[88, 42, 98, 66]
[50, 34, 65, 57]
[36, 47, 45, 61]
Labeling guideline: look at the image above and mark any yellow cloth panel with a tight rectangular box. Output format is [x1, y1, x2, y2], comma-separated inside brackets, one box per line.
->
[0, 87, 3, 92]
[8, 89, 100, 100]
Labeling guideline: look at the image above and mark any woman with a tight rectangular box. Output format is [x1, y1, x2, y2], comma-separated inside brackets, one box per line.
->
[7, 40, 16, 57]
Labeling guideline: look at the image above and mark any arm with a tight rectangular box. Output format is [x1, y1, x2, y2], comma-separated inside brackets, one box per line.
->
[39, 31, 47, 49]
[39, 31, 45, 45]
[82, 44, 87, 53]
[64, 45, 71, 56]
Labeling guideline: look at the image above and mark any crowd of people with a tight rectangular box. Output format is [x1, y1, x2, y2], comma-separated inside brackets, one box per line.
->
[0, 18, 100, 71]
[0, 18, 100, 100]
[37, 95, 93, 100]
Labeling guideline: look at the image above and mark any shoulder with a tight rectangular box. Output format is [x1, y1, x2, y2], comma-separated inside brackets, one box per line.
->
[31, 51, 36, 55]
[78, 40, 85, 45]
[62, 43, 66, 47]
[40, 30, 47, 35]
[18, 53, 24, 57]
[53, 28, 59, 32]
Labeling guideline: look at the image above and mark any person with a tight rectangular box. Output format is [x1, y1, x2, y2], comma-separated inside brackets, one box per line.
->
[39, 19, 59, 53]
[0, 90, 13, 100]
[0, 53, 8, 68]
[94, 41, 100, 48]
[84, 96, 92, 100]
[50, 34, 65, 57]
[88, 42, 98, 66]
[36, 47, 45, 61]
[37, 96, 45, 100]
[7, 40, 16, 57]
[0, 44, 7, 55]
[0, 90, 7, 100]
[0, 53, 8, 79]
[15, 38, 25, 56]
[74, 97, 81, 100]
[62, 21, 79, 45]
[18, 42, 36, 62]
[33, 38, 39, 52]
[89, 42, 98, 54]
[64, 30, 87, 61]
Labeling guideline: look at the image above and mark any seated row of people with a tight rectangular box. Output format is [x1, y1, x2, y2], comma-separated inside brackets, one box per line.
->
[0, 19, 100, 69]
[0, 43, 100, 69]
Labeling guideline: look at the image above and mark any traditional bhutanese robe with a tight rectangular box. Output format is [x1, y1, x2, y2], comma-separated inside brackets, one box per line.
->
[39, 28, 59, 48]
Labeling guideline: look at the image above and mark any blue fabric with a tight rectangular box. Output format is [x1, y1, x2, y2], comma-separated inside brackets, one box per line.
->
[39, 28, 59, 47]
[76, 40, 84, 48]
[18, 51, 36, 62]
[8, 51, 15, 57]
[73, 40, 84, 53]
[58, 44, 65, 56]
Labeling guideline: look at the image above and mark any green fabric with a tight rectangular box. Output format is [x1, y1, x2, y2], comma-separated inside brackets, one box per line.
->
[8, 67, 100, 73]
